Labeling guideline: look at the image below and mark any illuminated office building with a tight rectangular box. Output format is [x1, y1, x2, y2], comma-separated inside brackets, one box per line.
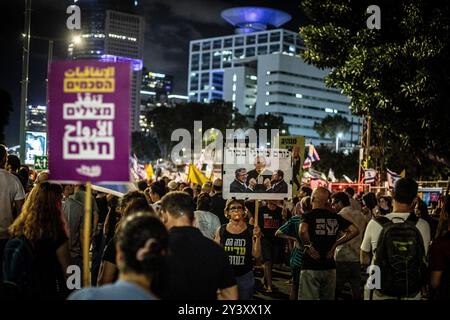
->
[69, 0, 145, 132]
[139, 70, 188, 132]
[188, 7, 360, 145]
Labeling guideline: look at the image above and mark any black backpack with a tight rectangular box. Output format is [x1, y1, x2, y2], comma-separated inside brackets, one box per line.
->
[374, 213, 427, 297]
[2, 236, 36, 297]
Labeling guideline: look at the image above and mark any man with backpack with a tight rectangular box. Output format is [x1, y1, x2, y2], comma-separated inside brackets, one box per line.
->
[361, 178, 431, 300]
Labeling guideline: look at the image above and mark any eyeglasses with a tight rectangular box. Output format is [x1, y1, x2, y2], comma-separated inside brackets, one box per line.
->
[229, 206, 244, 211]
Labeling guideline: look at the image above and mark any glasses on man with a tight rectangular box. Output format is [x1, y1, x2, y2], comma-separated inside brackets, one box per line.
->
[229, 206, 244, 211]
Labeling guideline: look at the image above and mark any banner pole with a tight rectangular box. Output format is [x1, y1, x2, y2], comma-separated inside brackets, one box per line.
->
[254, 200, 259, 228]
[83, 182, 92, 287]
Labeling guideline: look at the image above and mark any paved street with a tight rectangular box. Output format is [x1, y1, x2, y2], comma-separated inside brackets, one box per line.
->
[254, 265, 291, 300]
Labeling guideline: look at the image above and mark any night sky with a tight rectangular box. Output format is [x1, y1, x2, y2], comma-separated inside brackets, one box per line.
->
[0, 0, 306, 147]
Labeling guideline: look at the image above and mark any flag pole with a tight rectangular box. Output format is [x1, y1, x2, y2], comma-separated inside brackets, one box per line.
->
[83, 182, 92, 287]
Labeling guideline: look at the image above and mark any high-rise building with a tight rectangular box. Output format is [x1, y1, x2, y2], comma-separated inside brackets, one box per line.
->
[187, 7, 360, 145]
[25, 105, 46, 132]
[139, 70, 188, 132]
[141, 69, 173, 104]
[69, 0, 145, 132]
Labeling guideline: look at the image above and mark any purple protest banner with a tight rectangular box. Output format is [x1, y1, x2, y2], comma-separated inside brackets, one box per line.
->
[48, 60, 131, 183]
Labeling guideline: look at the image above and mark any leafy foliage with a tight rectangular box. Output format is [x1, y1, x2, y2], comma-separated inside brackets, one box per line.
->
[145, 101, 249, 159]
[253, 113, 289, 134]
[312, 144, 359, 181]
[300, 0, 450, 173]
[313, 114, 351, 140]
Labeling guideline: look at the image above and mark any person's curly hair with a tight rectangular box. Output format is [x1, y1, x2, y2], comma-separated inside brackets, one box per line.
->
[9, 182, 68, 242]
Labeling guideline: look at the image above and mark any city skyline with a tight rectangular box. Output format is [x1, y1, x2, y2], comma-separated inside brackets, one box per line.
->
[1, 0, 305, 146]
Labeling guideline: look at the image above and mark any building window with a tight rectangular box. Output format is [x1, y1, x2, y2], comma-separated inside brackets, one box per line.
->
[213, 40, 222, 49]
[246, 47, 255, 57]
[270, 32, 281, 42]
[246, 35, 256, 45]
[234, 48, 244, 59]
[201, 72, 209, 81]
[212, 72, 223, 84]
[190, 82, 199, 90]
[212, 93, 223, 100]
[234, 37, 244, 46]
[191, 53, 199, 61]
[269, 44, 280, 53]
[224, 38, 233, 48]
[191, 62, 199, 70]
[192, 43, 200, 52]
[200, 93, 208, 102]
[257, 46, 267, 55]
[283, 44, 295, 54]
[283, 33, 295, 44]
[189, 93, 198, 101]
[258, 33, 268, 43]
[222, 50, 232, 68]
[201, 52, 210, 70]
[202, 41, 211, 50]
[212, 53, 221, 69]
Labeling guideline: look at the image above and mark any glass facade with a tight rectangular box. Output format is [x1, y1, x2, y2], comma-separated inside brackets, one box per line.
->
[188, 29, 305, 103]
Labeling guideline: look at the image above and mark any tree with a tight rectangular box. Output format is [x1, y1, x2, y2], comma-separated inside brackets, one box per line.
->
[313, 114, 351, 140]
[312, 144, 359, 181]
[146, 101, 249, 159]
[0, 89, 13, 144]
[253, 114, 289, 134]
[131, 131, 161, 162]
[300, 0, 450, 171]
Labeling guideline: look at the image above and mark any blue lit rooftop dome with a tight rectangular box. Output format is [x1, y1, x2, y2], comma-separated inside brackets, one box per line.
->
[221, 7, 292, 34]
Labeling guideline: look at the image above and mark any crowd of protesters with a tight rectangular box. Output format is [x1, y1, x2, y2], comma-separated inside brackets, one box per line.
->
[0, 144, 449, 300]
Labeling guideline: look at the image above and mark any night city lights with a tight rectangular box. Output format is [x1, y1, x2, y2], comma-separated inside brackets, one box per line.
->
[0, 0, 449, 314]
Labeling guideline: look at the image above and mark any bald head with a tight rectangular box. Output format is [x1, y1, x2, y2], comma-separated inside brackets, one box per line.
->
[311, 187, 330, 209]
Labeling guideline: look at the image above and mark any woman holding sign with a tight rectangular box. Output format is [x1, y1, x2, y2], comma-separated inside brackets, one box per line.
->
[215, 199, 262, 299]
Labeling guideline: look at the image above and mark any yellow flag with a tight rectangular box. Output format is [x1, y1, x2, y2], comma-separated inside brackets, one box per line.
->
[188, 163, 209, 185]
[146, 163, 154, 180]
[400, 169, 406, 177]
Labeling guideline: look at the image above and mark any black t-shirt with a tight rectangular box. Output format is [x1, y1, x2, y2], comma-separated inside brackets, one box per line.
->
[210, 193, 227, 225]
[33, 234, 69, 299]
[258, 206, 283, 240]
[429, 232, 450, 300]
[95, 196, 109, 224]
[101, 236, 119, 282]
[159, 227, 236, 300]
[301, 208, 352, 270]
[220, 224, 254, 276]
[102, 236, 116, 264]
[105, 208, 119, 244]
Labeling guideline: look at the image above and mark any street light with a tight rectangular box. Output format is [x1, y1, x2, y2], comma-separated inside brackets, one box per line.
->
[72, 35, 82, 45]
[19, 0, 32, 163]
[19, 25, 69, 163]
[336, 132, 343, 152]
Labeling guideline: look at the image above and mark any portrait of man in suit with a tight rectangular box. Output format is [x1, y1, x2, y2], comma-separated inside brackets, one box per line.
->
[266, 170, 288, 194]
[247, 156, 272, 193]
[230, 168, 253, 193]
